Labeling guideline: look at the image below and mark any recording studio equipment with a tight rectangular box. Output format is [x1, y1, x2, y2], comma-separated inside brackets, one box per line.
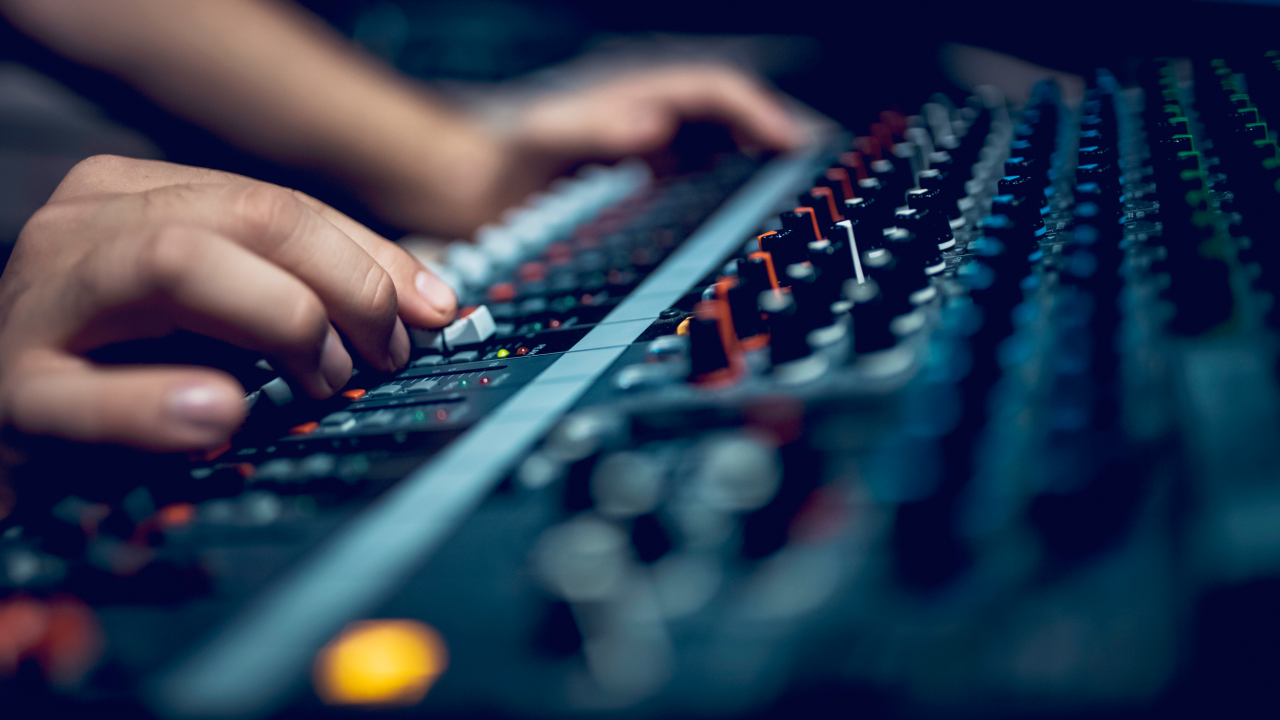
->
[7, 55, 1280, 719]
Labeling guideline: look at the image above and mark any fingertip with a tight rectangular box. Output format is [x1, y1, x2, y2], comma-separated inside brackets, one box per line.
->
[389, 316, 410, 370]
[614, 106, 672, 154]
[414, 271, 457, 326]
[167, 379, 245, 449]
[7, 360, 248, 453]
[746, 98, 803, 151]
[318, 327, 353, 396]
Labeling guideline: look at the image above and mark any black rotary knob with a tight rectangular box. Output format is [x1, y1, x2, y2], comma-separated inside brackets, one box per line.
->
[729, 259, 770, 340]
[759, 290, 811, 365]
[780, 210, 823, 243]
[844, 277, 897, 354]
[758, 228, 807, 270]
[785, 263, 837, 333]
[997, 174, 1048, 215]
[687, 302, 732, 380]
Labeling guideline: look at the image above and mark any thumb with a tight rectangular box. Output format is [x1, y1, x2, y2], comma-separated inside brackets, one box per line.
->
[6, 358, 246, 452]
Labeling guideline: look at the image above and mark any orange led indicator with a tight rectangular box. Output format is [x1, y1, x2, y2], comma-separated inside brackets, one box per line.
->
[487, 283, 516, 303]
[313, 620, 448, 707]
[157, 503, 195, 528]
[190, 442, 231, 463]
[289, 421, 319, 435]
[341, 389, 367, 401]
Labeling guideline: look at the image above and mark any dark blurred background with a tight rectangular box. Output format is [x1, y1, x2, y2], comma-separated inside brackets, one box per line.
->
[3, 0, 1280, 249]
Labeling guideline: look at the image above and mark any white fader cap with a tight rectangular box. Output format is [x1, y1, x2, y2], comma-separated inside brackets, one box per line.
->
[410, 305, 497, 351]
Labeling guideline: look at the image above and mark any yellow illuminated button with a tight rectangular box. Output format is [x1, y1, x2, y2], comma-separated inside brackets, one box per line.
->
[313, 620, 448, 707]
[496, 348, 510, 358]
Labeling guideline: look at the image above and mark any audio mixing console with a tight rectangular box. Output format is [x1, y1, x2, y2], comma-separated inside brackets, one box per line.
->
[6, 56, 1280, 719]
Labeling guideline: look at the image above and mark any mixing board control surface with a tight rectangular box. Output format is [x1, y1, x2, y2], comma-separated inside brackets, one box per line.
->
[8, 57, 1280, 719]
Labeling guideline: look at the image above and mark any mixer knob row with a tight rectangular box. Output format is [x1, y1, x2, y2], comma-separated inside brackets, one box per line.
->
[682, 91, 1013, 389]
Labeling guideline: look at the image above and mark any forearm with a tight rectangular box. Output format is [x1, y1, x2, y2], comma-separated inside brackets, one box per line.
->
[0, 0, 499, 233]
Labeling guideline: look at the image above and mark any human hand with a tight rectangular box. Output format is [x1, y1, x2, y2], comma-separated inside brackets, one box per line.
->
[0, 156, 458, 452]
[511, 63, 800, 164]
[365, 63, 802, 237]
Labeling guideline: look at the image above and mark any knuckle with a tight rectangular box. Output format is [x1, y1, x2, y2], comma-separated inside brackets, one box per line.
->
[137, 225, 201, 289]
[288, 189, 333, 219]
[232, 183, 306, 242]
[356, 263, 398, 322]
[277, 291, 330, 351]
[62, 154, 130, 185]
[19, 202, 76, 239]
[289, 188, 320, 208]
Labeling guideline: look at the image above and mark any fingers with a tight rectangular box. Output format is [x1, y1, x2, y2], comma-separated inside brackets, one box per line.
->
[47, 226, 355, 399]
[134, 183, 407, 371]
[289, 192, 457, 328]
[633, 66, 800, 151]
[516, 65, 801, 161]
[51, 157, 456, 332]
[5, 353, 246, 452]
[50, 156, 243, 202]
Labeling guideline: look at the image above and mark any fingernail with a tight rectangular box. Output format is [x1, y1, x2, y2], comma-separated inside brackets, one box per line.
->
[320, 328, 352, 393]
[388, 317, 410, 370]
[416, 271, 457, 316]
[169, 384, 237, 430]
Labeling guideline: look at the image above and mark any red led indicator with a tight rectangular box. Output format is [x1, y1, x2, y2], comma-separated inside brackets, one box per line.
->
[435, 409, 449, 422]
[516, 347, 530, 356]
[479, 376, 491, 385]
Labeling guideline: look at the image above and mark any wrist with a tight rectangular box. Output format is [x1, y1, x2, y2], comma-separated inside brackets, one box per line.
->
[356, 104, 510, 238]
